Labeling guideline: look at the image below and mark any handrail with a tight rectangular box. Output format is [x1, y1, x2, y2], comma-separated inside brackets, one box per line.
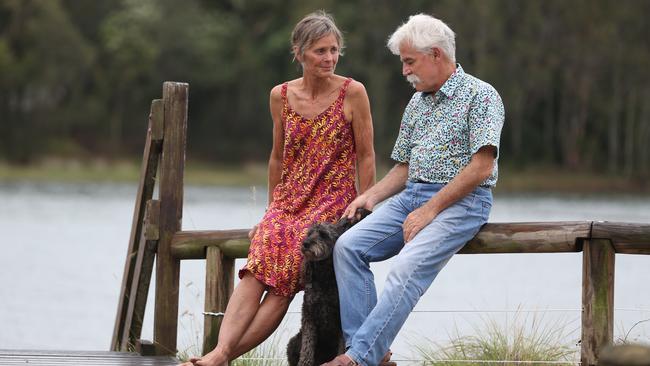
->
[171, 221, 650, 259]
[171, 229, 249, 259]
[171, 221, 644, 259]
[592, 222, 650, 254]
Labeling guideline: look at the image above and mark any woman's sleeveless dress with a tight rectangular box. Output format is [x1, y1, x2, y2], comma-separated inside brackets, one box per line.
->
[239, 78, 357, 297]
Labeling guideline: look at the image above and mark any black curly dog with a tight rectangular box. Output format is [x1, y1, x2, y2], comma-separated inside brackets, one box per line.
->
[287, 208, 372, 366]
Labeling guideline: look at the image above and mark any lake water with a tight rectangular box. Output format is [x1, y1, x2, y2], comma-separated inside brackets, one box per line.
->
[1, 181, 649, 362]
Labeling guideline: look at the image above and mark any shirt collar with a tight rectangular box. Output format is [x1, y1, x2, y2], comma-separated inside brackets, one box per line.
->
[439, 64, 463, 97]
[421, 63, 464, 100]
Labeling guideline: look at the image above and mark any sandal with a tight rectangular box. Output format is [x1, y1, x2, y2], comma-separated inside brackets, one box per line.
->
[379, 351, 396, 366]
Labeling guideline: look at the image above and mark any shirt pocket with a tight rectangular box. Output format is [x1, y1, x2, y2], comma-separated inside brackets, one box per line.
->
[431, 117, 467, 155]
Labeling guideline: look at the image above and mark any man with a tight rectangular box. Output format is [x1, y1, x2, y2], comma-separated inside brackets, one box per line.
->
[322, 14, 505, 366]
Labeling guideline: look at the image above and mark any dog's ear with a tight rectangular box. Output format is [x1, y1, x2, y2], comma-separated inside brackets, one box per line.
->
[334, 216, 354, 234]
[304, 224, 318, 238]
[335, 208, 372, 233]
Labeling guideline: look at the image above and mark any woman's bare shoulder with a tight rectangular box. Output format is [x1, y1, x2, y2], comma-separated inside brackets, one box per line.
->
[345, 78, 368, 99]
[270, 84, 283, 97]
[269, 82, 289, 109]
[270, 79, 295, 101]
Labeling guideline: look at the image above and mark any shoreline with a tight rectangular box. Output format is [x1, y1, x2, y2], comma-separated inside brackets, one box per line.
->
[1, 159, 648, 195]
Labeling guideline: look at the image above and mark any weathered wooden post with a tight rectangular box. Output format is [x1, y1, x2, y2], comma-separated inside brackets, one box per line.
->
[581, 238, 615, 366]
[202, 247, 235, 354]
[154, 82, 189, 355]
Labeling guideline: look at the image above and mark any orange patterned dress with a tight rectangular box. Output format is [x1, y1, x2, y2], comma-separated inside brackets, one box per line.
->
[239, 78, 357, 297]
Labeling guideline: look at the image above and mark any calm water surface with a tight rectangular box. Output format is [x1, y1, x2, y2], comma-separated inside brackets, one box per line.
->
[1, 181, 649, 361]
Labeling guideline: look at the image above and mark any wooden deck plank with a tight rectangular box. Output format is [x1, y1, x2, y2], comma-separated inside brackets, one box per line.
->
[0, 350, 178, 365]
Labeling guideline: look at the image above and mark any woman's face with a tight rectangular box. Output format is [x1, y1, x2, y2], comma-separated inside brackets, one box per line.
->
[298, 34, 339, 78]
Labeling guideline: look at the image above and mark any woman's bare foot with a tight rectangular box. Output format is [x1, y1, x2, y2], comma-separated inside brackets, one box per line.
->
[183, 348, 229, 366]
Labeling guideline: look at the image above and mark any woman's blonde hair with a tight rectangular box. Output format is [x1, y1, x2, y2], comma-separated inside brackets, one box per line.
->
[291, 11, 345, 60]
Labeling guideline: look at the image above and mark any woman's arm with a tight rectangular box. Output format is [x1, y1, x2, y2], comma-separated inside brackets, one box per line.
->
[250, 85, 284, 240]
[267, 85, 285, 205]
[346, 80, 376, 195]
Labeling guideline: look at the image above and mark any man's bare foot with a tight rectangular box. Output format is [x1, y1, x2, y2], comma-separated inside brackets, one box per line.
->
[321, 354, 358, 366]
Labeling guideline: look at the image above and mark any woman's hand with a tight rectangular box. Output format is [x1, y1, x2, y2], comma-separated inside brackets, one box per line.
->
[248, 224, 259, 240]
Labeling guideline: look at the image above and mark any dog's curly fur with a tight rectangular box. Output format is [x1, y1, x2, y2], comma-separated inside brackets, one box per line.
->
[287, 208, 372, 366]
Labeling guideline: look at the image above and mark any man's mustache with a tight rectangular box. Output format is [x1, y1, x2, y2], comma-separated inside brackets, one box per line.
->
[406, 74, 421, 88]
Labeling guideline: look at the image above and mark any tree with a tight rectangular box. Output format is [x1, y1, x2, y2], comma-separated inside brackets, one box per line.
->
[0, 0, 93, 163]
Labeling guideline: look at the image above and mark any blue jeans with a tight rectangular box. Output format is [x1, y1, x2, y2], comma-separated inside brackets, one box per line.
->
[333, 181, 492, 366]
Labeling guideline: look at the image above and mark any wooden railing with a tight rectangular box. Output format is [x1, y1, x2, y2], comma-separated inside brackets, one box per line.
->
[112, 83, 650, 366]
[170, 222, 650, 366]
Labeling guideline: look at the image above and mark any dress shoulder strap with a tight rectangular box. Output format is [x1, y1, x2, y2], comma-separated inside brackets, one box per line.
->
[281, 82, 289, 105]
[337, 78, 353, 101]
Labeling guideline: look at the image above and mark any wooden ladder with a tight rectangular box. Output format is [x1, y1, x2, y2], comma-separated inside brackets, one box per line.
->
[111, 82, 188, 354]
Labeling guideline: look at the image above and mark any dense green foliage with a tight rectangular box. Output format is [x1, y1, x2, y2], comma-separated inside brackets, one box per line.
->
[1, 0, 649, 179]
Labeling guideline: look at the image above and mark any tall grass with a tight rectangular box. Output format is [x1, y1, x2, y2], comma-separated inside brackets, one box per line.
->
[176, 309, 203, 362]
[232, 335, 287, 366]
[616, 318, 650, 345]
[178, 309, 588, 365]
[413, 311, 578, 365]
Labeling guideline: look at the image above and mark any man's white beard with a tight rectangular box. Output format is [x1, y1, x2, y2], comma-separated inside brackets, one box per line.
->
[406, 74, 421, 89]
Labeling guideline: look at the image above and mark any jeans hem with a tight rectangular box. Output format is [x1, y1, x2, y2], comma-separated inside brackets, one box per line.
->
[346, 350, 365, 366]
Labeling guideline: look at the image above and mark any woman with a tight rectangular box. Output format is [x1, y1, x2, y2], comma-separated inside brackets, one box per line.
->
[184, 11, 375, 366]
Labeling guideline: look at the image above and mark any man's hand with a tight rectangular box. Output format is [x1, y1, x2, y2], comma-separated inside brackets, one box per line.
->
[401, 146, 496, 242]
[342, 194, 376, 219]
[403, 205, 438, 243]
[342, 163, 409, 220]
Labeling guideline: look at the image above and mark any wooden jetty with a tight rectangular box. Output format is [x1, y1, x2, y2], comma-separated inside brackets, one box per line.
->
[111, 82, 649, 366]
[3, 82, 648, 366]
[0, 350, 177, 366]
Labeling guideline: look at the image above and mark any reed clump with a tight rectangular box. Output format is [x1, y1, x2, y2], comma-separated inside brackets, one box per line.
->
[413, 312, 578, 366]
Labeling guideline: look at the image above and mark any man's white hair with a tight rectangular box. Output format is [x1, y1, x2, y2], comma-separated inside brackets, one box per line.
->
[387, 14, 456, 62]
